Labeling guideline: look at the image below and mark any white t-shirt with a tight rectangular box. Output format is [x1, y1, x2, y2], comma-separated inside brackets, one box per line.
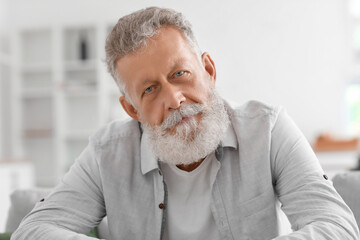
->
[160, 152, 221, 240]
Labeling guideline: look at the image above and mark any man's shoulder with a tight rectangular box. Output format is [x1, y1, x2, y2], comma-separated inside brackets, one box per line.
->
[90, 117, 141, 146]
[224, 99, 282, 119]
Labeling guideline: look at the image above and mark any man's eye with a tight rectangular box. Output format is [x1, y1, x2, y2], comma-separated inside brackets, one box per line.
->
[175, 71, 184, 77]
[144, 86, 153, 94]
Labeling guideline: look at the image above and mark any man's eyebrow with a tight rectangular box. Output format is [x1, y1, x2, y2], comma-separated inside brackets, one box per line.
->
[168, 58, 188, 72]
[137, 79, 155, 90]
[135, 59, 190, 93]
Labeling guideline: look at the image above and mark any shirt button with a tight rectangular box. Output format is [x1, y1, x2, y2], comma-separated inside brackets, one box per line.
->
[158, 203, 165, 209]
[323, 174, 328, 180]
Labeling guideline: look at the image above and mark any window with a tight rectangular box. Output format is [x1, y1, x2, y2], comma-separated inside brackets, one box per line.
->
[346, 83, 360, 136]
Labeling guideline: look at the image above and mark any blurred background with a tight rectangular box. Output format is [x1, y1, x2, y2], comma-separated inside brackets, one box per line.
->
[0, 0, 360, 232]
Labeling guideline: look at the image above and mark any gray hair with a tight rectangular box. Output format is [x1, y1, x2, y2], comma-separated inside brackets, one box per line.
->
[105, 7, 201, 102]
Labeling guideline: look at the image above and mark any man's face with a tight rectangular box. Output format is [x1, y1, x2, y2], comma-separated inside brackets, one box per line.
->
[116, 27, 216, 129]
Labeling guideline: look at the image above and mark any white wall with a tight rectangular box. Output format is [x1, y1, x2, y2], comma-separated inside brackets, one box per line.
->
[7, 0, 353, 142]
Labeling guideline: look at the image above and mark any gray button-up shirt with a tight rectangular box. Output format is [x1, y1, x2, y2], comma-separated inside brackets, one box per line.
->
[12, 100, 360, 240]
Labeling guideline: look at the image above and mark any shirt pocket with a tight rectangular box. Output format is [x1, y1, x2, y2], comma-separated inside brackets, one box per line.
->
[233, 190, 278, 239]
[239, 189, 274, 217]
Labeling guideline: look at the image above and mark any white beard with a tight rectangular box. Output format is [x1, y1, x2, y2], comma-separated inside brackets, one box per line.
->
[142, 90, 230, 165]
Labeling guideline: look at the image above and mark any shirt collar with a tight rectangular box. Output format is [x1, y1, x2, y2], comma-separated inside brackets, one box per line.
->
[140, 120, 238, 175]
[220, 121, 238, 149]
[140, 131, 159, 175]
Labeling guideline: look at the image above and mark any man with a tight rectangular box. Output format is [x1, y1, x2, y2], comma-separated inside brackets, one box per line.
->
[13, 7, 359, 240]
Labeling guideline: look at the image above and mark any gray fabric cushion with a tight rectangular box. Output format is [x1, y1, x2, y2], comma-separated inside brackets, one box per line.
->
[5, 188, 51, 232]
[333, 171, 360, 228]
[5, 188, 110, 239]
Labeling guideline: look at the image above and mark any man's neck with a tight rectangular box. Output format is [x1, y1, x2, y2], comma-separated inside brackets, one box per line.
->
[176, 158, 205, 172]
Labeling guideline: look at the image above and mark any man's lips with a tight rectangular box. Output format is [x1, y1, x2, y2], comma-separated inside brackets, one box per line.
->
[160, 103, 205, 130]
[165, 116, 193, 131]
[177, 116, 191, 125]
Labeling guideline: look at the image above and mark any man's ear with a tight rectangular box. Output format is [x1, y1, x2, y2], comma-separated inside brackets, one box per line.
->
[201, 52, 216, 88]
[119, 96, 140, 122]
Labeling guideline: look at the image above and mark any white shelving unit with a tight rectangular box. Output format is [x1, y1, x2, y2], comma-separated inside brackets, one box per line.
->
[13, 24, 128, 187]
[0, 33, 12, 160]
[0, 54, 7, 158]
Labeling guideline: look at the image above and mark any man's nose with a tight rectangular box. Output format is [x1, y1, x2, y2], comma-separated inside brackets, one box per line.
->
[164, 84, 185, 110]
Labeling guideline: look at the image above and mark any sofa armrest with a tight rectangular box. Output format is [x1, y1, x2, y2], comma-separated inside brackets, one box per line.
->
[5, 188, 110, 239]
[5, 188, 51, 232]
[333, 171, 360, 228]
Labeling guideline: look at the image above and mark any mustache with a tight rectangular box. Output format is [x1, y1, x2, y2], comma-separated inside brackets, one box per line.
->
[160, 103, 205, 130]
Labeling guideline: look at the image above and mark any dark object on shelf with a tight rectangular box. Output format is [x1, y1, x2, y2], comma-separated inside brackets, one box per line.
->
[354, 154, 360, 171]
[313, 134, 358, 152]
[79, 36, 88, 60]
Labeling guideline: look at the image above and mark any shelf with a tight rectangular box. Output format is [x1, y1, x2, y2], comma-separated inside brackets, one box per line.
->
[22, 70, 52, 92]
[0, 52, 12, 65]
[0, 158, 32, 164]
[64, 67, 97, 90]
[23, 137, 54, 161]
[22, 97, 53, 131]
[64, 95, 99, 132]
[63, 82, 97, 92]
[64, 129, 93, 140]
[23, 129, 53, 138]
[64, 27, 96, 62]
[21, 30, 52, 64]
[64, 89, 98, 97]
[64, 59, 97, 71]
[64, 138, 89, 172]
[21, 63, 52, 72]
[0, 33, 10, 55]
[23, 136, 55, 186]
[22, 89, 52, 98]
